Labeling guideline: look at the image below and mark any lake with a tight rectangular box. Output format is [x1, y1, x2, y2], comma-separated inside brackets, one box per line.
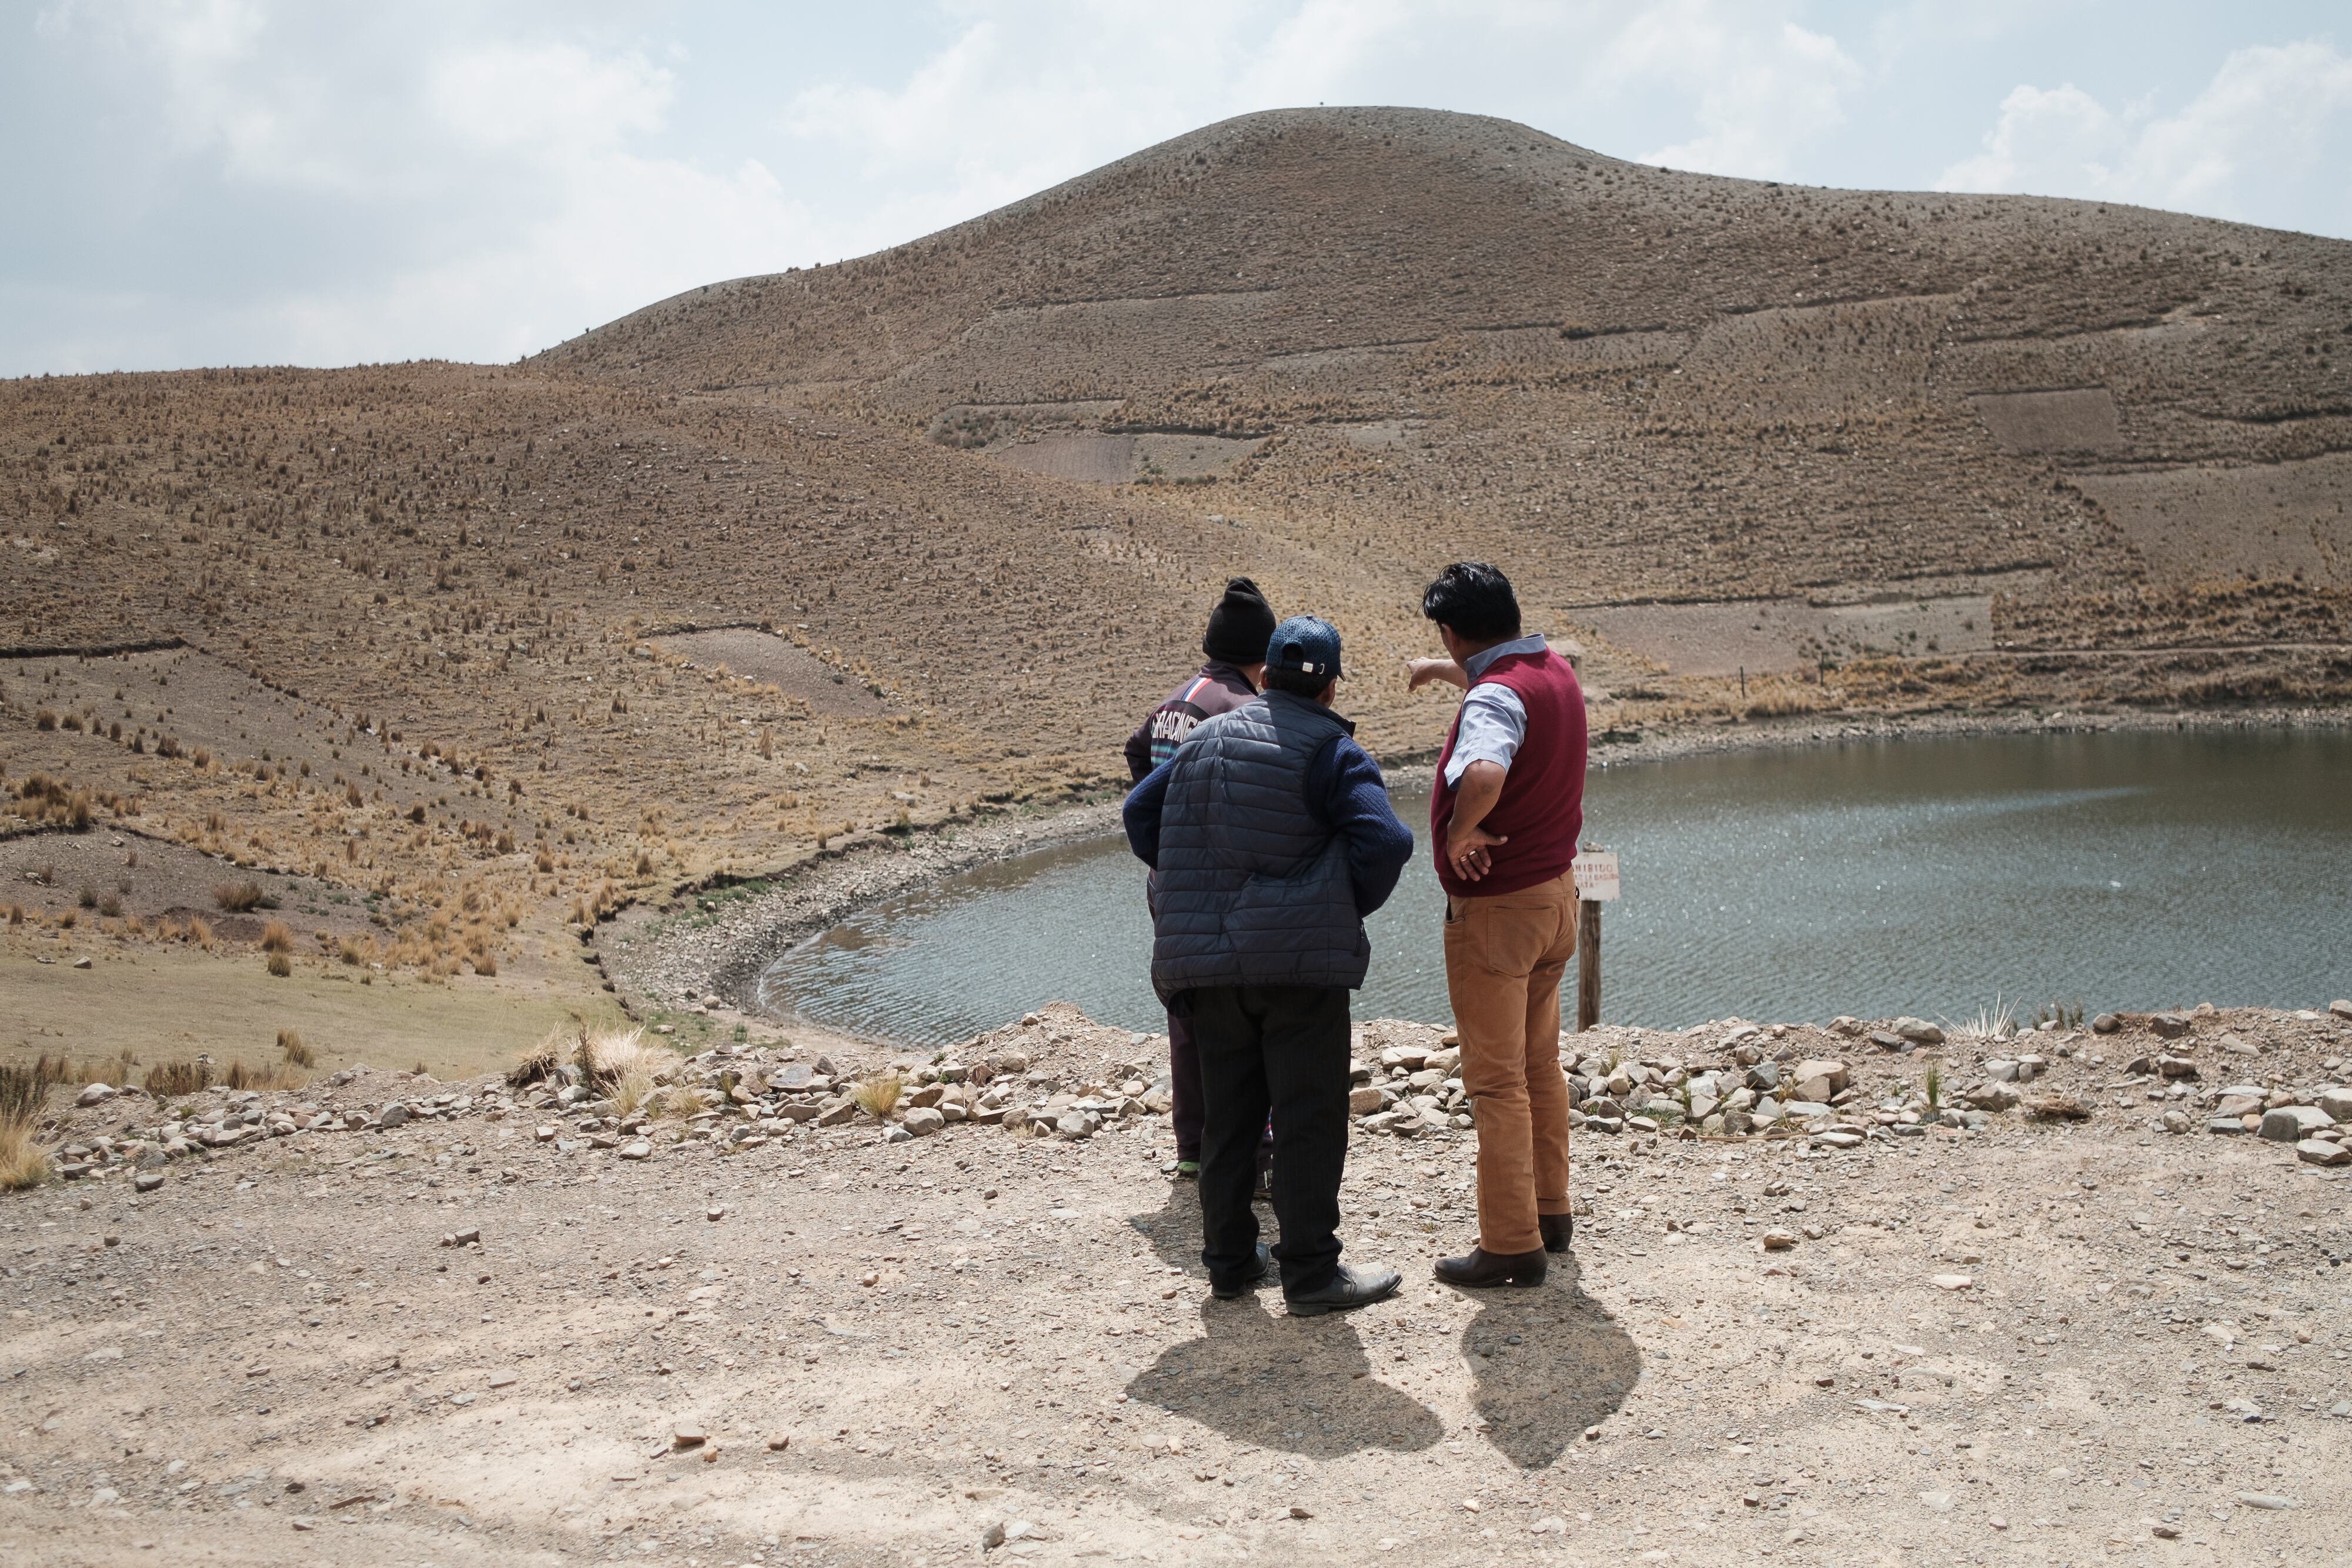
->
[755, 728, 2352, 1044]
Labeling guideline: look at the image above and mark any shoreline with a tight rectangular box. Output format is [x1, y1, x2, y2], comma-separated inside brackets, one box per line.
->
[606, 700, 2352, 1046]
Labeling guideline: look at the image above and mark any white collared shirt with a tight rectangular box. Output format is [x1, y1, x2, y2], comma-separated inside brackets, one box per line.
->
[1442, 633, 1548, 786]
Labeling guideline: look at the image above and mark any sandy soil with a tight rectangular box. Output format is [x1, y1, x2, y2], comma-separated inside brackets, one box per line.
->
[4, 1005, 2347, 1567]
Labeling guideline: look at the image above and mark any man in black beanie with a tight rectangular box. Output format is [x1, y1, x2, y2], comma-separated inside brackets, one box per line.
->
[1126, 577, 1278, 1181]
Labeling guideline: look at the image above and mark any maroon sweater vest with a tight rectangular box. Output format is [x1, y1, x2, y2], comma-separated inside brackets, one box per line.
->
[1430, 648, 1587, 898]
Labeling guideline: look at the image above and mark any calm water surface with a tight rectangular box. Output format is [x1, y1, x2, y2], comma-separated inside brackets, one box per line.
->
[756, 730, 2352, 1044]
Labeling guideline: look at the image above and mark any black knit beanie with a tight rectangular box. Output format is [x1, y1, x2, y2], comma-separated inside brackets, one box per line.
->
[1202, 577, 1278, 664]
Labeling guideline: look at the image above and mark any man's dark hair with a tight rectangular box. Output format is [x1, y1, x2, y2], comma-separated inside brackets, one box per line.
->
[1262, 666, 1334, 700]
[1422, 561, 1521, 642]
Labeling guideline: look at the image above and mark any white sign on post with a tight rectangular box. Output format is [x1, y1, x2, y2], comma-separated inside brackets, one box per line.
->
[1571, 850, 1620, 902]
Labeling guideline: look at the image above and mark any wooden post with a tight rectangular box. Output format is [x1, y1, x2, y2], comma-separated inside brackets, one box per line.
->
[1575, 896, 1601, 1032]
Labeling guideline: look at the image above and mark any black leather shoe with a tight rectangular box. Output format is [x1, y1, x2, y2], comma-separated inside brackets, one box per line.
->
[1285, 1263, 1403, 1317]
[1539, 1213, 1573, 1253]
[1209, 1242, 1273, 1299]
[1434, 1246, 1548, 1288]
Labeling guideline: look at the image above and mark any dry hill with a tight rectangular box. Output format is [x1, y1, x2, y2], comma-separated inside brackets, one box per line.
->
[2, 106, 2350, 1020]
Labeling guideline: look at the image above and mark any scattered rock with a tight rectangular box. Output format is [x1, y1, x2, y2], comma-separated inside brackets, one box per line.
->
[1930, 1274, 1974, 1291]
[2295, 1139, 2350, 1167]
[903, 1108, 946, 1137]
[2259, 1106, 2331, 1143]
[76, 1084, 115, 1108]
[1893, 1018, 1943, 1045]
[1761, 1229, 1799, 1251]
[2330, 1000, 2352, 1022]
[617, 1140, 653, 1161]
[2150, 1013, 2191, 1039]
[2090, 1012, 2120, 1034]
[2235, 1493, 2296, 1511]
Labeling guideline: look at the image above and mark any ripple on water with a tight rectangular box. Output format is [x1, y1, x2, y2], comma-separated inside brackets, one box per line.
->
[757, 728, 2352, 1045]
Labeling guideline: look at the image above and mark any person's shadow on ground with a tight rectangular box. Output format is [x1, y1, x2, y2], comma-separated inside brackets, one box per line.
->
[1125, 1296, 1445, 1458]
[1453, 1253, 1641, 1469]
[1128, 1180, 1205, 1271]
[1125, 1183, 1440, 1457]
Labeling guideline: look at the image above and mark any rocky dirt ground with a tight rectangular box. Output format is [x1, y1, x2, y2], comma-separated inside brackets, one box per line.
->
[5, 1002, 2349, 1567]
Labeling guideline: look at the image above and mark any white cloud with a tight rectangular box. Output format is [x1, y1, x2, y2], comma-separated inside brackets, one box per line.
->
[429, 41, 674, 153]
[1939, 39, 2352, 233]
[1618, 5, 1863, 178]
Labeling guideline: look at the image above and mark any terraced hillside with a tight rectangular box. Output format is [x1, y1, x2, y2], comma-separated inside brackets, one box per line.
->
[2, 108, 2349, 1017]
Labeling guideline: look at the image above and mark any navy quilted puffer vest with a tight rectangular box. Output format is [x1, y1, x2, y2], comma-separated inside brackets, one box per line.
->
[1148, 691, 1369, 1002]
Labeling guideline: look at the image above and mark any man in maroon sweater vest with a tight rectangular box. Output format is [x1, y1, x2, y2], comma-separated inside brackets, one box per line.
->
[1409, 563, 1586, 1287]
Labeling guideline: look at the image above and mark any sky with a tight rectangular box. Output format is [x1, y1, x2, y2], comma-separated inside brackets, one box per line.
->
[4, 1, 2348, 379]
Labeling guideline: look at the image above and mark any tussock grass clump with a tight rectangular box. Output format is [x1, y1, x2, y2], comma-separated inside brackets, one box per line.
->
[0, 1059, 66, 1191]
[279, 1029, 315, 1068]
[265, 951, 293, 977]
[507, 1024, 659, 1091]
[612, 1063, 659, 1119]
[213, 880, 268, 912]
[221, 1059, 303, 1092]
[259, 919, 293, 954]
[851, 1073, 903, 1120]
[0, 1118, 49, 1191]
[144, 1059, 212, 1097]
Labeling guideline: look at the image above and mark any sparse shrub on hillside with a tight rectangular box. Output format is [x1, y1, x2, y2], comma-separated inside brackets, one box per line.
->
[214, 880, 268, 912]
[259, 918, 293, 954]
[279, 1029, 315, 1067]
[265, 951, 292, 977]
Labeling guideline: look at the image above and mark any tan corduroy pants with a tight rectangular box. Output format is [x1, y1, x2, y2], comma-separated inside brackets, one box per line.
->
[1442, 871, 1578, 1255]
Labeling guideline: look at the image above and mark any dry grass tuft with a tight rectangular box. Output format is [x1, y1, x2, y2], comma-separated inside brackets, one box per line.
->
[279, 1029, 316, 1068]
[265, 951, 293, 977]
[145, 1059, 212, 1097]
[0, 1118, 49, 1191]
[611, 1063, 658, 1119]
[213, 880, 269, 912]
[259, 918, 294, 954]
[221, 1059, 303, 1092]
[508, 1023, 659, 1090]
[0, 1059, 65, 1191]
[851, 1073, 903, 1119]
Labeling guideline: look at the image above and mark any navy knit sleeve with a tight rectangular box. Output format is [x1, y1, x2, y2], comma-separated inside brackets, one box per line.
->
[1306, 737, 1415, 917]
[1122, 757, 1172, 869]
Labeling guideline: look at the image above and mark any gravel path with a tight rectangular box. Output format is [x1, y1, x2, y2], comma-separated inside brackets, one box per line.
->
[5, 1005, 2348, 1566]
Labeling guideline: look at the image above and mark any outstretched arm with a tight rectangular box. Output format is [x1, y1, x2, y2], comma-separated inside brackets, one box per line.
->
[1406, 657, 1468, 693]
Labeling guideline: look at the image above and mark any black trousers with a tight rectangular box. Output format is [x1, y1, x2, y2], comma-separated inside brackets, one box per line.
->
[1186, 984, 1352, 1295]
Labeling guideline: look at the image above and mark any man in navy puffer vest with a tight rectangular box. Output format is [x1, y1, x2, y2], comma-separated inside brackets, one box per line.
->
[1123, 616, 1411, 1316]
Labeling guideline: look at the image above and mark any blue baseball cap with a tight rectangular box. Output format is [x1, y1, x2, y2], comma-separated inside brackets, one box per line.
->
[1265, 615, 1342, 681]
